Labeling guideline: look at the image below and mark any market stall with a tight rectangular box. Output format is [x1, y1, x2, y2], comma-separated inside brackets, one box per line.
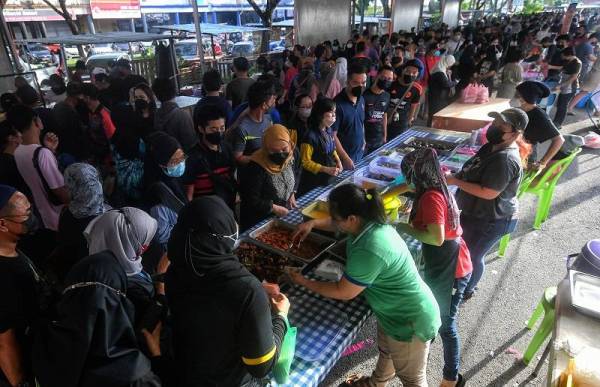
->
[241, 126, 471, 386]
[431, 98, 511, 132]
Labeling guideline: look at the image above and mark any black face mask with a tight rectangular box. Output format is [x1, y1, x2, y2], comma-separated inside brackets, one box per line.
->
[134, 99, 149, 111]
[268, 151, 289, 165]
[486, 125, 508, 145]
[557, 44, 565, 49]
[301, 68, 313, 76]
[351, 86, 364, 98]
[205, 131, 224, 146]
[23, 213, 40, 235]
[403, 74, 417, 84]
[377, 79, 392, 91]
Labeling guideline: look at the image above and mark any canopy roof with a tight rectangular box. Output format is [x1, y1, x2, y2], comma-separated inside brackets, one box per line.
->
[15, 32, 171, 46]
[156, 23, 269, 36]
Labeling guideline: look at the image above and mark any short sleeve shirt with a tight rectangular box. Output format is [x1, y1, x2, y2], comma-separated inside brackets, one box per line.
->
[524, 107, 561, 161]
[559, 58, 582, 94]
[228, 114, 272, 156]
[387, 83, 421, 131]
[14, 144, 64, 231]
[575, 41, 593, 70]
[456, 143, 522, 219]
[225, 77, 255, 109]
[344, 224, 441, 342]
[332, 91, 366, 163]
[411, 190, 473, 278]
[363, 89, 390, 145]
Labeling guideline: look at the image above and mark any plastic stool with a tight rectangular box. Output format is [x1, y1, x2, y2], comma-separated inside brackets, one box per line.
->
[523, 286, 557, 365]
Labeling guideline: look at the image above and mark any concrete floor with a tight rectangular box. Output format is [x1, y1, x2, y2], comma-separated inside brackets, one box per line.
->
[321, 111, 600, 387]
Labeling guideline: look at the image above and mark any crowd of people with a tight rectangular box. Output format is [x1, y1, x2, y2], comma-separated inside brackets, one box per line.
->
[0, 7, 596, 387]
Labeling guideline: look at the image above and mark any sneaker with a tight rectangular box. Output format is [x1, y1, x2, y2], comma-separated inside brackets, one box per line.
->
[567, 111, 575, 116]
[462, 291, 475, 302]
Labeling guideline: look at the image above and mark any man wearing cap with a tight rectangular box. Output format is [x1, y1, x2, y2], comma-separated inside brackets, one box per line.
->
[447, 108, 529, 300]
[0, 185, 41, 387]
[515, 81, 565, 170]
[387, 59, 423, 139]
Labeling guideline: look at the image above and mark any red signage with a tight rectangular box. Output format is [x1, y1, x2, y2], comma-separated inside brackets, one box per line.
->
[90, 0, 141, 19]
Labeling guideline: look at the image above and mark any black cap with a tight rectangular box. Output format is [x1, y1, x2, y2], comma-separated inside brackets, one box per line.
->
[516, 81, 550, 104]
[488, 108, 529, 131]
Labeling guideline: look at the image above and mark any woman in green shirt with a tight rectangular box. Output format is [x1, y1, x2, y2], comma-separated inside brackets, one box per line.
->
[290, 184, 440, 387]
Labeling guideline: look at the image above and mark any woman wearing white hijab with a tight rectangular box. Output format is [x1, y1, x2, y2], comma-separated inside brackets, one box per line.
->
[428, 54, 457, 126]
[324, 57, 348, 99]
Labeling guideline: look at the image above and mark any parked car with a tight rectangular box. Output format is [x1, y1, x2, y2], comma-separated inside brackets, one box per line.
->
[175, 39, 222, 61]
[89, 44, 114, 55]
[85, 53, 131, 72]
[269, 40, 286, 52]
[230, 41, 255, 57]
[26, 44, 52, 62]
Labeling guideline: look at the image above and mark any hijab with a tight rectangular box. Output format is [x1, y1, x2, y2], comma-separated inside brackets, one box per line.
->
[166, 196, 249, 295]
[64, 163, 106, 219]
[431, 54, 456, 75]
[250, 124, 296, 175]
[401, 148, 461, 231]
[33, 251, 152, 387]
[332, 57, 348, 88]
[84, 207, 158, 276]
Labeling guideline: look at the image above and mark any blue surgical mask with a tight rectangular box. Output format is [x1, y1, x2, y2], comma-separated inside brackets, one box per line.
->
[164, 161, 186, 177]
[434, 50, 441, 56]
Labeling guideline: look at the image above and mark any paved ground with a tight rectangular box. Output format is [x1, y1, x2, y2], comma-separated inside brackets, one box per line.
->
[321, 110, 600, 387]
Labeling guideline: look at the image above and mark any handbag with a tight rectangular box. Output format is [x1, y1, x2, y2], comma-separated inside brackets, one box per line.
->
[475, 84, 490, 104]
[459, 83, 479, 103]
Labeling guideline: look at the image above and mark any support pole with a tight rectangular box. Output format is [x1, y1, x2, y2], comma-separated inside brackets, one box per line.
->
[86, 15, 96, 34]
[190, 0, 205, 71]
[130, 18, 136, 32]
[142, 14, 148, 33]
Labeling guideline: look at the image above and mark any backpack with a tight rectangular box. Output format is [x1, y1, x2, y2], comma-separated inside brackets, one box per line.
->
[32, 146, 63, 206]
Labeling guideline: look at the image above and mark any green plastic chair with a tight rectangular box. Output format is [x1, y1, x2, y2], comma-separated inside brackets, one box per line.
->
[497, 169, 542, 257]
[523, 286, 557, 365]
[497, 148, 582, 257]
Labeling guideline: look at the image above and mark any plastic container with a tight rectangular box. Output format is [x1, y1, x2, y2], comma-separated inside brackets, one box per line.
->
[369, 156, 404, 178]
[572, 240, 600, 277]
[353, 166, 395, 190]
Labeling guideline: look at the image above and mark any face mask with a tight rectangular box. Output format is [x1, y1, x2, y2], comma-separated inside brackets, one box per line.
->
[496, 52, 503, 60]
[557, 44, 565, 49]
[351, 85, 364, 98]
[403, 74, 417, 84]
[204, 131, 224, 146]
[297, 107, 311, 119]
[134, 99, 149, 111]
[347, 43, 353, 49]
[324, 116, 336, 127]
[434, 50, 441, 56]
[268, 151, 289, 165]
[405, 52, 413, 60]
[164, 161, 186, 177]
[5, 213, 41, 236]
[377, 79, 392, 91]
[486, 125, 508, 145]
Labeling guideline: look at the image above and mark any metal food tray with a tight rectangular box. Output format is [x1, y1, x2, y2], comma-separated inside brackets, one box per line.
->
[402, 136, 459, 156]
[235, 238, 305, 287]
[570, 270, 600, 319]
[248, 219, 337, 263]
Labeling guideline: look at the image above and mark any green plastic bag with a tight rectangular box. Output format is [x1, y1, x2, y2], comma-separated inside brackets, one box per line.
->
[272, 317, 297, 384]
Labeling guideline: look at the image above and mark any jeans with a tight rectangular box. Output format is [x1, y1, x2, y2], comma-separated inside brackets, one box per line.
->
[439, 274, 471, 381]
[553, 92, 575, 127]
[461, 214, 518, 295]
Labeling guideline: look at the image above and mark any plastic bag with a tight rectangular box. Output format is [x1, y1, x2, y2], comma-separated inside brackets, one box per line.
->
[272, 317, 297, 384]
[475, 84, 490, 103]
[460, 83, 479, 103]
[584, 132, 600, 149]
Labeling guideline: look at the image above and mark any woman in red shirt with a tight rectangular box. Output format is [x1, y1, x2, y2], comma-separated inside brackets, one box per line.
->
[397, 148, 471, 387]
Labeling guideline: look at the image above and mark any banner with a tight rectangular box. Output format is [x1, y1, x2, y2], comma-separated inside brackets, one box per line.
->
[90, 0, 141, 19]
[2, 0, 89, 22]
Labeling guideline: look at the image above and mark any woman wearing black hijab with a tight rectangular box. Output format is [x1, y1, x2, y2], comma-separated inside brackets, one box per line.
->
[166, 196, 289, 387]
[33, 251, 162, 387]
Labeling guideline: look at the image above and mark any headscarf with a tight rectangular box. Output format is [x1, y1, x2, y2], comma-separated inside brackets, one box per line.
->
[33, 251, 152, 387]
[166, 196, 249, 295]
[147, 131, 181, 166]
[64, 163, 106, 219]
[84, 207, 158, 276]
[401, 148, 460, 231]
[250, 124, 296, 175]
[324, 57, 348, 93]
[431, 54, 456, 75]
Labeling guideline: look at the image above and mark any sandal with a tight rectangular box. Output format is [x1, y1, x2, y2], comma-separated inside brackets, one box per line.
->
[340, 373, 371, 387]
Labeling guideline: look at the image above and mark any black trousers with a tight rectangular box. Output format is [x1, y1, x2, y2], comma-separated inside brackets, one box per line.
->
[553, 92, 574, 127]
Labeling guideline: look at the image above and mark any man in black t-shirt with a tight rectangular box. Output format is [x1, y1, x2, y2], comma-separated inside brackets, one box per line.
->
[387, 60, 422, 139]
[0, 185, 40, 387]
[475, 49, 499, 96]
[545, 34, 569, 82]
[184, 105, 237, 211]
[364, 66, 393, 153]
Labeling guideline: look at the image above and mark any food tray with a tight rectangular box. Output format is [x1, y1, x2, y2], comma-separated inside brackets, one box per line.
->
[327, 239, 348, 260]
[570, 270, 600, 319]
[353, 166, 395, 190]
[301, 200, 330, 221]
[402, 136, 459, 156]
[369, 156, 404, 178]
[235, 239, 304, 284]
[249, 219, 336, 263]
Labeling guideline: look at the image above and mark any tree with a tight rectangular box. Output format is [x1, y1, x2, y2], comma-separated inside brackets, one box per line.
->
[247, 0, 282, 53]
[380, 0, 391, 18]
[40, 0, 86, 57]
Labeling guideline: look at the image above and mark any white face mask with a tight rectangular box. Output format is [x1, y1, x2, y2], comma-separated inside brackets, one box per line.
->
[297, 107, 311, 119]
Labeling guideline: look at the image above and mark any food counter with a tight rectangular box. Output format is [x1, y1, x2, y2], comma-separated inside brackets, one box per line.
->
[241, 127, 470, 386]
[431, 98, 511, 132]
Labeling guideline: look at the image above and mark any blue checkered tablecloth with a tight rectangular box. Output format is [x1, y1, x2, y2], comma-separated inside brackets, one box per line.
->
[243, 127, 468, 387]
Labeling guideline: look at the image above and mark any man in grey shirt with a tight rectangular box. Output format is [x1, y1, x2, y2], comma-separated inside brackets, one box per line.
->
[152, 78, 197, 152]
[226, 57, 255, 109]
